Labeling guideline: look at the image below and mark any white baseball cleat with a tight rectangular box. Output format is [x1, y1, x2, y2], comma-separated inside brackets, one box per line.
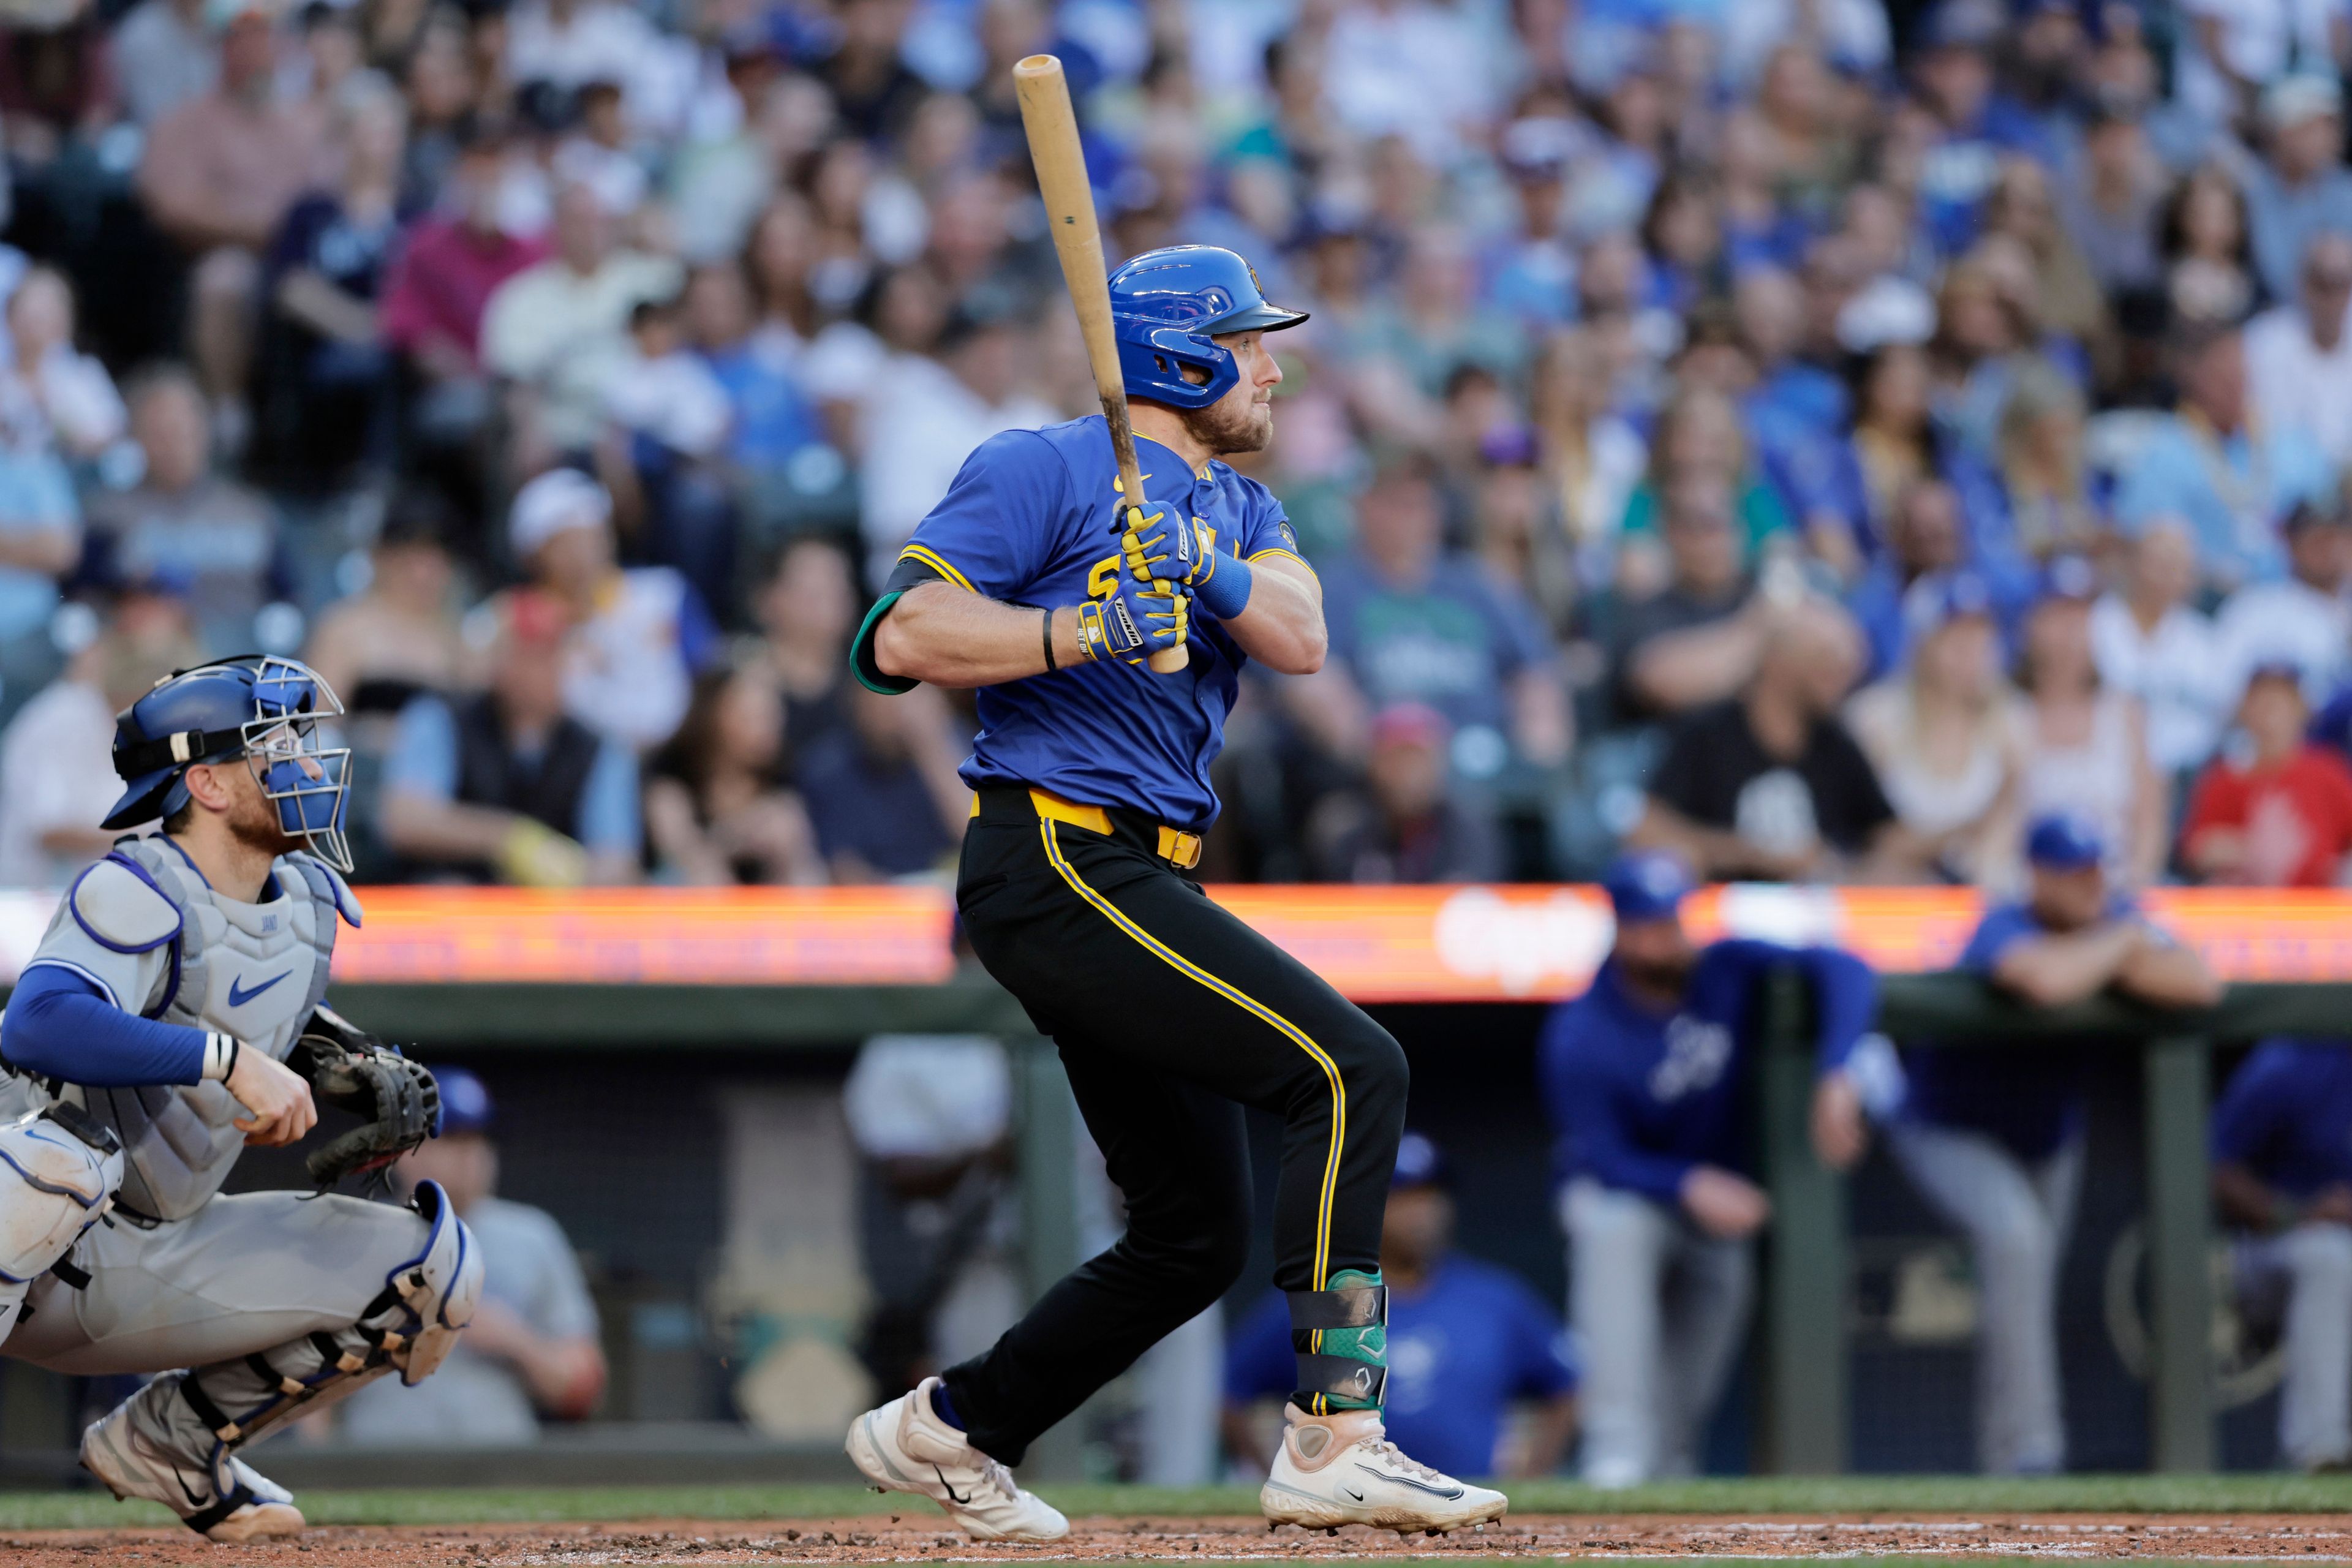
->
[1261, 1403, 1509, 1536]
[844, 1375, 1069, 1541]
[81, 1403, 305, 1544]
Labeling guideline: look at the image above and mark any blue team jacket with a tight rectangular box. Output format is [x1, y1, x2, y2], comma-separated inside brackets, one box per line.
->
[1537, 940, 1877, 1203]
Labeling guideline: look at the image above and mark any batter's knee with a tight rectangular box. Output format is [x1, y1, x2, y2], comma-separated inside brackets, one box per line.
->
[1354, 1020, 1408, 1112]
[1337, 1017, 1408, 1150]
[1281, 1010, 1407, 1128]
[1125, 1166, 1254, 1308]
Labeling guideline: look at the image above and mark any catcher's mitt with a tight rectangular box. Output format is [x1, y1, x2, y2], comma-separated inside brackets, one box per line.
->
[285, 1006, 441, 1187]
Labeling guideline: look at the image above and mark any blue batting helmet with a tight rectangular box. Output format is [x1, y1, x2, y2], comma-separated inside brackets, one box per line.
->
[1106, 245, 1308, 411]
[105, 655, 353, 872]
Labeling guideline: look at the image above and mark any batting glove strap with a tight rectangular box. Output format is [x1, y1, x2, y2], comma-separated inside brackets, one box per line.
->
[1074, 600, 1109, 662]
[1079, 578, 1189, 663]
[1191, 548, 1254, 620]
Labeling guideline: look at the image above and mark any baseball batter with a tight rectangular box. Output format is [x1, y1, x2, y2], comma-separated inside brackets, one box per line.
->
[0, 656, 475, 1542]
[839, 245, 1504, 1540]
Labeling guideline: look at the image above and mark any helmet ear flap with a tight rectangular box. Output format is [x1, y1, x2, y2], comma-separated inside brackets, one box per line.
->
[1117, 323, 1239, 410]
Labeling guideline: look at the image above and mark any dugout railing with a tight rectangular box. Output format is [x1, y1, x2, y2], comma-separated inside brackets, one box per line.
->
[0, 970, 2326, 1480]
[330, 969, 2332, 1479]
[1758, 974, 2352, 1479]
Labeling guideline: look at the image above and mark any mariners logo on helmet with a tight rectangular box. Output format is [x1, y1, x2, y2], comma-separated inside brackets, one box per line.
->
[1104, 245, 1310, 412]
[104, 655, 355, 873]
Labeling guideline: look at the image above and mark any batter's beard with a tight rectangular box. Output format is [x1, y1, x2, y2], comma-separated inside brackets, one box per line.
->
[1182, 395, 1273, 457]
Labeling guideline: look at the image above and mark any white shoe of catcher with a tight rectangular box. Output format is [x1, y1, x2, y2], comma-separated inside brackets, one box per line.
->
[845, 1376, 1069, 1541]
[1261, 1403, 1509, 1536]
[80, 1401, 306, 1544]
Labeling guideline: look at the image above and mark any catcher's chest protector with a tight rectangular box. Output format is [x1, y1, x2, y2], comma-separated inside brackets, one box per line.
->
[18, 840, 350, 1221]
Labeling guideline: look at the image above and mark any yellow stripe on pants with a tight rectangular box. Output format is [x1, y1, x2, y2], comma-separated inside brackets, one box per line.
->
[1035, 821, 1348, 1296]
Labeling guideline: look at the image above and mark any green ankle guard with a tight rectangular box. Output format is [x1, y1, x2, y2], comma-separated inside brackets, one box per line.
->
[1289, 1268, 1387, 1412]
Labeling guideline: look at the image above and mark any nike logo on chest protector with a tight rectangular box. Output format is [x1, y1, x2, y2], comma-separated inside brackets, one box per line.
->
[227, 971, 291, 1008]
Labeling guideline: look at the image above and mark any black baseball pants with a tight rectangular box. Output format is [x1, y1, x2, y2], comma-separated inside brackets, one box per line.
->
[940, 785, 1408, 1466]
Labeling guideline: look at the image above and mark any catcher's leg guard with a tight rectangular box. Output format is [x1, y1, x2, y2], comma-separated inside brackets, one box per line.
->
[105, 1179, 480, 1491]
[0, 1106, 122, 1350]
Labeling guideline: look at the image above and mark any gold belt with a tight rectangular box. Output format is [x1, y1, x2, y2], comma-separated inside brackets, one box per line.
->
[969, 787, 1203, 870]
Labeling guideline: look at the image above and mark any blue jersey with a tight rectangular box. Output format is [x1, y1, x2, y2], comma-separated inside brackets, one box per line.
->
[878, 418, 1304, 829]
[1225, 1254, 1577, 1479]
[2211, 1038, 2352, 1199]
[1537, 940, 1877, 1202]
[1902, 895, 2143, 1161]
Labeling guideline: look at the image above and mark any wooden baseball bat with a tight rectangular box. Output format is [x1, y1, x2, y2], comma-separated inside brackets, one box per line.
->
[1012, 52, 1187, 674]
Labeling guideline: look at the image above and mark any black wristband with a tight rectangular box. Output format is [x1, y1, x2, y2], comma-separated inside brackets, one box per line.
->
[1041, 606, 1058, 673]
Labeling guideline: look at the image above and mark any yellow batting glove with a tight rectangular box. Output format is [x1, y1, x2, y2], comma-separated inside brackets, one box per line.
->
[1120, 503, 1203, 585]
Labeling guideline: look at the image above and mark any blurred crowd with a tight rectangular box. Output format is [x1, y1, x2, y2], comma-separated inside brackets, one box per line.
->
[15, 0, 2352, 886]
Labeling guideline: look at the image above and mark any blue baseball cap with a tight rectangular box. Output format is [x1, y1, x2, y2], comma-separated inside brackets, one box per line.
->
[2025, 812, 2105, 871]
[1392, 1131, 1451, 1190]
[1604, 850, 1695, 924]
[1902, 569, 1996, 639]
[432, 1066, 494, 1137]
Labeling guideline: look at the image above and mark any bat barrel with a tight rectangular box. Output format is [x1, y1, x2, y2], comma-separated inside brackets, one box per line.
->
[1015, 53, 1190, 676]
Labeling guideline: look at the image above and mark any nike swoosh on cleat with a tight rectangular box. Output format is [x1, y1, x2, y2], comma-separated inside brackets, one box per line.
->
[1355, 1463, 1463, 1501]
[933, 1464, 971, 1506]
[1343, 1487, 1365, 1502]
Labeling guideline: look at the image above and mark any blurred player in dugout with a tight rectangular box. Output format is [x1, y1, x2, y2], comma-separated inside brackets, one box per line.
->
[2211, 1036, 2352, 1471]
[1888, 813, 2219, 1474]
[1540, 851, 1882, 1487]
[341, 1069, 608, 1442]
[1222, 1132, 1579, 1479]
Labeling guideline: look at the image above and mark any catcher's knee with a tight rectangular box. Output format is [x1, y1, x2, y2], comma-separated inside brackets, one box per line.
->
[175, 1180, 481, 1455]
[0, 1106, 122, 1303]
[380, 1178, 482, 1385]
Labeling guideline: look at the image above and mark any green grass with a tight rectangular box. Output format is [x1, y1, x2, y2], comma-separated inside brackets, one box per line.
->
[5, 1474, 2352, 1532]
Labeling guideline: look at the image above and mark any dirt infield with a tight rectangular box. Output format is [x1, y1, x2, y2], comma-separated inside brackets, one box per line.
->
[9, 1513, 2352, 1564]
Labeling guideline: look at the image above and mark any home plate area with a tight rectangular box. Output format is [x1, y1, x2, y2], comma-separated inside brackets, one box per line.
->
[9, 1515, 2352, 1565]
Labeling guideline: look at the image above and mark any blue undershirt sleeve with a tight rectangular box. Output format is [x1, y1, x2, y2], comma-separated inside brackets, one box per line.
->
[1567, 1089, 1699, 1202]
[2, 963, 207, 1087]
[1793, 945, 1879, 1073]
[1711, 939, 1880, 1073]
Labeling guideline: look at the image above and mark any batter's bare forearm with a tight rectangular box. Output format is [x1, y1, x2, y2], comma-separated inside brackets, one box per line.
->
[874, 581, 1084, 688]
[1222, 555, 1326, 675]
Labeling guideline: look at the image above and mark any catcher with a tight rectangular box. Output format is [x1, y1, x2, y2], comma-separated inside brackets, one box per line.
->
[0, 656, 472, 1543]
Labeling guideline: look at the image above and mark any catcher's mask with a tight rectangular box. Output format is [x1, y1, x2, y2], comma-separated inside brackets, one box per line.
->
[105, 655, 354, 873]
